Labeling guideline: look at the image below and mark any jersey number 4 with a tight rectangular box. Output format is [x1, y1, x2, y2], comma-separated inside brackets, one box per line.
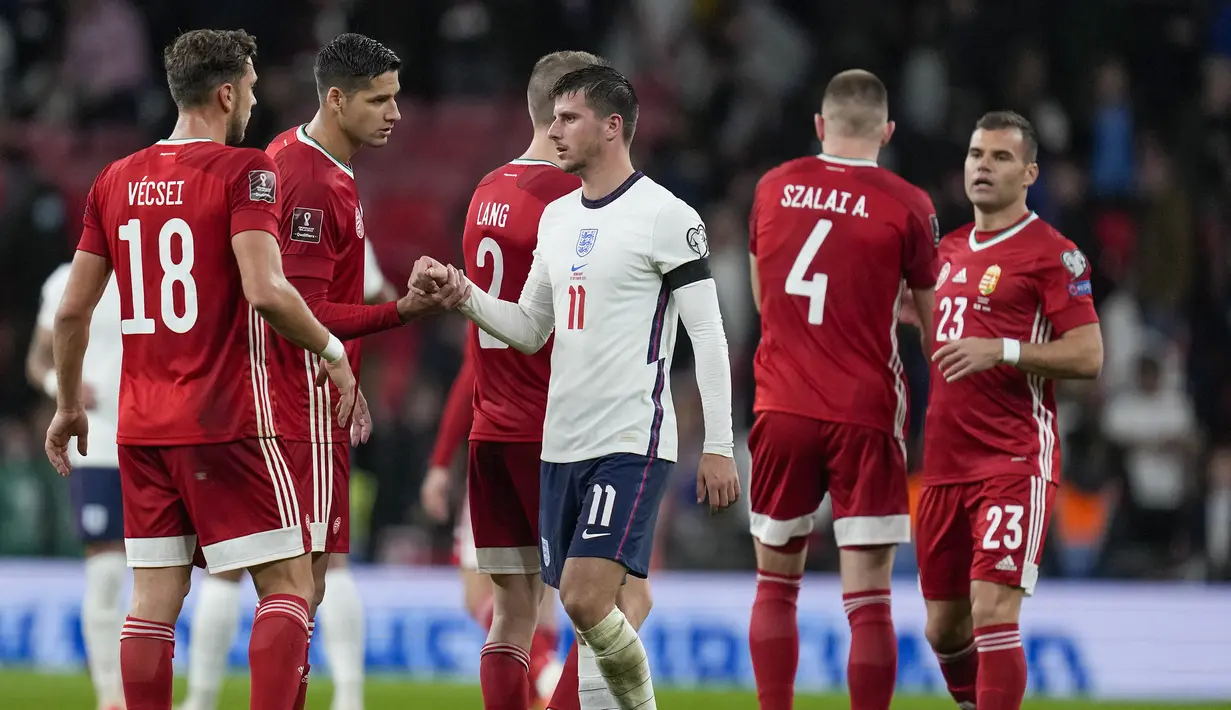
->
[118, 218, 197, 334]
[786, 218, 832, 325]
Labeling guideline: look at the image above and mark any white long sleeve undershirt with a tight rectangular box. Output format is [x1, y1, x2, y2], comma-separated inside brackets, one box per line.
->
[673, 279, 734, 458]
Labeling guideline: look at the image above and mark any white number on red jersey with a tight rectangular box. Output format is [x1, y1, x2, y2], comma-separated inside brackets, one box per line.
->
[475, 237, 508, 350]
[785, 218, 832, 325]
[118, 218, 198, 334]
[982, 504, 1025, 550]
[935, 296, 967, 342]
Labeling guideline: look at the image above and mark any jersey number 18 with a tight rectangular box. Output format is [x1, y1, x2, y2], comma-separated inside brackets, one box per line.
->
[118, 218, 197, 335]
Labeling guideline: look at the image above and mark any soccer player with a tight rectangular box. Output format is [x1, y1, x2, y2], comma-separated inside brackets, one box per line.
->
[745, 70, 939, 710]
[918, 111, 1103, 710]
[43, 29, 363, 710]
[28, 266, 125, 710]
[263, 33, 467, 710]
[418, 64, 740, 710]
[177, 237, 399, 710]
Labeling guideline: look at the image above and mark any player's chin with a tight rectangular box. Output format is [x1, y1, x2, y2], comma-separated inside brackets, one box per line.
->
[365, 131, 393, 147]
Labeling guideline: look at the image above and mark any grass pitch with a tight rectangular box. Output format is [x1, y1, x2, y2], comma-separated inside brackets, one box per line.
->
[2, 671, 1225, 709]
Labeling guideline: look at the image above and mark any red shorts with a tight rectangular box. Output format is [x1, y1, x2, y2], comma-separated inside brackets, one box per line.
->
[916, 475, 1056, 598]
[467, 440, 541, 574]
[748, 412, 909, 548]
[120, 439, 310, 573]
[284, 440, 350, 554]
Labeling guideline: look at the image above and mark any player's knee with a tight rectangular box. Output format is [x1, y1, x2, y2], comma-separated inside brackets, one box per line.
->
[249, 554, 314, 602]
[924, 601, 973, 651]
[616, 579, 653, 629]
[970, 581, 1022, 628]
[130, 568, 192, 623]
[838, 545, 895, 590]
[310, 571, 328, 615]
[559, 580, 613, 632]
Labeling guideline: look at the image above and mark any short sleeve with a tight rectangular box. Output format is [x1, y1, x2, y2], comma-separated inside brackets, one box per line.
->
[748, 191, 761, 256]
[1037, 240, 1099, 335]
[902, 195, 940, 289]
[36, 264, 72, 330]
[279, 179, 340, 281]
[652, 199, 712, 290]
[77, 175, 111, 260]
[228, 150, 281, 238]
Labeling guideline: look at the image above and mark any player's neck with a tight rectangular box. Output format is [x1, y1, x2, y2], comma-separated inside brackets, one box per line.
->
[974, 202, 1031, 232]
[305, 113, 358, 165]
[519, 131, 561, 167]
[818, 137, 879, 164]
[167, 112, 225, 144]
[579, 153, 636, 202]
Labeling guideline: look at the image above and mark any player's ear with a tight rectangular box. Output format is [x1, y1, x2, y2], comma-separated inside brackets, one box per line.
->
[607, 114, 623, 143]
[1024, 161, 1039, 188]
[217, 82, 235, 114]
[881, 120, 896, 147]
[327, 86, 346, 113]
[814, 113, 825, 144]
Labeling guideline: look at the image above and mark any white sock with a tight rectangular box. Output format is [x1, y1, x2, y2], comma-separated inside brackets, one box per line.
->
[1209, 486, 1231, 570]
[82, 552, 126, 709]
[575, 608, 655, 710]
[320, 566, 365, 710]
[577, 642, 618, 710]
[181, 575, 241, 710]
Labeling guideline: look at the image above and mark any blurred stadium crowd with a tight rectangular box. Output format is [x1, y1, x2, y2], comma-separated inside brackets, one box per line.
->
[0, 0, 1229, 583]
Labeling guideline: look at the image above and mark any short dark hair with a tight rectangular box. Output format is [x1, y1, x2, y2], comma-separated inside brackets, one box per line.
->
[822, 69, 888, 137]
[528, 51, 606, 128]
[314, 33, 401, 99]
[549, 65, 639, 143]
[976, 110, 1039, 162]
[164, 29, 258, 109]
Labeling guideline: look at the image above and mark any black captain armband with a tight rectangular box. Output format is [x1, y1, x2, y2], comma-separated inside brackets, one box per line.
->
[664, 258, 712, 291]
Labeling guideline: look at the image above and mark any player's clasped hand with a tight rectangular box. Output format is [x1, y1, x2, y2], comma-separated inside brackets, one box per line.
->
[932, 337, 1006, 382]
[696, 453, 741, 513]
[406, 256, 471, 312]
[45, 407, 89, 477]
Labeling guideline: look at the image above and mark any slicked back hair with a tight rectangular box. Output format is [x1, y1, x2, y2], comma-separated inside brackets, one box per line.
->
[314, 33, 401, 100]
[549, 65, 638, 144]
[975, 110, 1039, 163]
[528, 51, 606, 128]
[821, 69, 889, 139]
[164, 29, 258, 110]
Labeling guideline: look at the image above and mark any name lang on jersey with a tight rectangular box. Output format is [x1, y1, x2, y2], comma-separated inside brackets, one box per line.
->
[780, 184, 869, 218]
[476, 201, 509, 228]
[128, 177, 185, 206]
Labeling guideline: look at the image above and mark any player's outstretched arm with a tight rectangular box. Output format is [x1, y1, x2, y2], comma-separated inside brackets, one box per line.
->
[232, 229, 361, 427]
[447, 251, 555, 354]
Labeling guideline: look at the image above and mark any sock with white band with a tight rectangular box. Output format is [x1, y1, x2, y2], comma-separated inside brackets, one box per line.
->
[575, 608, 655, 710]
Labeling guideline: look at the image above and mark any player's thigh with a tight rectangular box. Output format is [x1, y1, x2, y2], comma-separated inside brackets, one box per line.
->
[748, 412, 828, 545]
[118, 446, 195, 569]
[70, 466, 125, 546]
[914, 483, 975, 601]
[823, 422, 911, 548]
[282, 439, 349, 554]
[468, 441, 541, 575]
[569, 454, 673, 581]
[171, 438, 310, 574]
[969, 475, 1056, 596]
[538, 459, 589, 590]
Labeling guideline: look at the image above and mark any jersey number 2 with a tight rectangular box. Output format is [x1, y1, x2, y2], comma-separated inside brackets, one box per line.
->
[786, 218, 832, 325]
[118, 218, 197, 335]
[476, 238, 508, 349]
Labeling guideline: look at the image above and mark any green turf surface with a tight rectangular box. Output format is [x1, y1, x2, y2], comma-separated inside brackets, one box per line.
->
[1, 671, 1222, 709]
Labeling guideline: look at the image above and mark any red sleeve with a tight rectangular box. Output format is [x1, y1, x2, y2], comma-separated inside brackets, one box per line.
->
[76, 173, 111, 260]
[902, 192, 940, 289]
[229, 150, 280, 237]
[429, 345, 476, 467]
[1037, 240, 1099, 334]
[288, 274, 402, 340]
[280, 180, 339, 282]
[748, 190, 761, 256]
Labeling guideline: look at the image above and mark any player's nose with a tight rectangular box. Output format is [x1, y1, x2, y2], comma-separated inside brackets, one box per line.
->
[387, 99, 401, 122]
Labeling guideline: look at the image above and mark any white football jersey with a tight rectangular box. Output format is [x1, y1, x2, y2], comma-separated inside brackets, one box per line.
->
[38, 264, 122, 468]
[529, 173, 708, 463]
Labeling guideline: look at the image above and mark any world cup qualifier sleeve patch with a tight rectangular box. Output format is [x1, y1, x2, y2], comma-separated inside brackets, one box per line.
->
[290, 207, 324, 243]
[248, 170, 277, 203]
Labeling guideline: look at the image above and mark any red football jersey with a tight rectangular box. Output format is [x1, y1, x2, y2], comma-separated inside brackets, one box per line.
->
[750, 154, 939, 437]
[264, 125, 370, 443]
[76, 138, 282, 445]
[923, 212, 1099, 485]
[463, 159, 580, 442]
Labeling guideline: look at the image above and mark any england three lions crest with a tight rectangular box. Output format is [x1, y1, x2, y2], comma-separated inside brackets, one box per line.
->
[576, 228, 598, 257]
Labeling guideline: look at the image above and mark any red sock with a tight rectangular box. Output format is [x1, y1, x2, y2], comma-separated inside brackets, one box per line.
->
[975, 624, 1027, 710]
[749, 570, 802, 710]
[249, 594, 311, 710]
[292, 620, 314, 710]
[528, 627, 559, 698]
[843, 590, 896, 710]
[934, 637, 979, 708]
[480, 642, 532, 710]
[546, 642, 579, 710]
[120, 617, 175, 710]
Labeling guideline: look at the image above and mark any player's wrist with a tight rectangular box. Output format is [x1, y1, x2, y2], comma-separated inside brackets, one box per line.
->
[702, 444, 735, 459]
[319, 333, 345, 363]
[1001, 338, 1021, 366]
[41, 370, 58, 398]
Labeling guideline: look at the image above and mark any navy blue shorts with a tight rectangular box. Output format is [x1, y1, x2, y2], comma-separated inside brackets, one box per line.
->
[68, 466, 124, 544]
[539, 453, 673, 589]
